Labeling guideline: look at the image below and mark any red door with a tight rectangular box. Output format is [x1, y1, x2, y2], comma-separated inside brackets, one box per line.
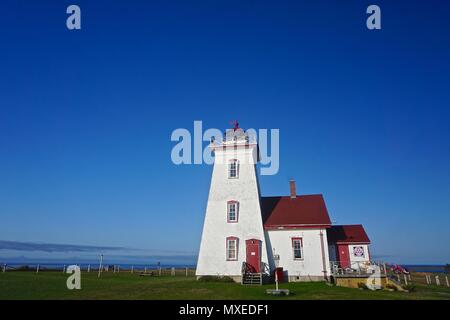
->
[245, 239, 261, 273]
[337, 244, 350, 269]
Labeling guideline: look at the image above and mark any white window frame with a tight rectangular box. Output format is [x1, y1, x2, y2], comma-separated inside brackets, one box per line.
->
[228, 159, 239, 179]
[226, 237, 238, 261]
[292, 238, 303, 260]
[227, 201, 239, 223]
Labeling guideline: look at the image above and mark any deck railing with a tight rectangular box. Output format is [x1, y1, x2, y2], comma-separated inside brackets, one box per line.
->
[330, 261, 388, 276]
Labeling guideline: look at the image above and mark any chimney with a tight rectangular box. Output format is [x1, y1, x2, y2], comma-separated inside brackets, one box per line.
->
[289, 179, 296, 199]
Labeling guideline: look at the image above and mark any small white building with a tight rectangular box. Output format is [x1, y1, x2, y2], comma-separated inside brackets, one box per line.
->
[196, 124, 371, 283]
[327, 225, 371, 272]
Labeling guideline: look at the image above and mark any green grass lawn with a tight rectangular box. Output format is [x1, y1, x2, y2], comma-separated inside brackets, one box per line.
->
[1, 271, 450, 300]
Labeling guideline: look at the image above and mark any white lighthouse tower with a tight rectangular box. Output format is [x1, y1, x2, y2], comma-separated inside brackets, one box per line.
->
[196, 123, 269, 283]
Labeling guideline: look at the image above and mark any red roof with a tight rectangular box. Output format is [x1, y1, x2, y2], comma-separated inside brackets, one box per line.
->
[327, 225, 370, 244]
[261, 194, 332, 229]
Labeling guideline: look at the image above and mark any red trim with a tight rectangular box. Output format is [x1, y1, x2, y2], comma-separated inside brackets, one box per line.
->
[333, 241, 370, 245]
[291, 237, 303, 260]
[265, 224, 331, 230]
[226, 236, 239, 261]
[227, 201, 239, 223]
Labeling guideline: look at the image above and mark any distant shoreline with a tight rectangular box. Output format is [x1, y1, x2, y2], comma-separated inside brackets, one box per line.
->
[0, 262, 197, 270]
[403, 265, 447, 273]
[1, 262, 447, 273]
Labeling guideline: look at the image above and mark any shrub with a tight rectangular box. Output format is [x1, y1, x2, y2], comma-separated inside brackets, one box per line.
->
[17, 265, 31, 271]
[385, 284, 398, 291]
[357, 282, 369, 290]
[402, 284, 416, 292]
[198, 276, 235, 283]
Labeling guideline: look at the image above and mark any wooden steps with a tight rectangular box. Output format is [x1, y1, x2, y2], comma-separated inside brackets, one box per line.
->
[242, 272, 262, 285]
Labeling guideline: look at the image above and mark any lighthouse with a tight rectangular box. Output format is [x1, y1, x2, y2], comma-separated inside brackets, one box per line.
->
[196, 124, 270, 283]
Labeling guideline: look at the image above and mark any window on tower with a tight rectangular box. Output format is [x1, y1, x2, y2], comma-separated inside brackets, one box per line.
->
[227, 201, 239, 222]
[292, 238, 303, 260]
[226, 237, 239, 261]
[228, 159, 239, 178]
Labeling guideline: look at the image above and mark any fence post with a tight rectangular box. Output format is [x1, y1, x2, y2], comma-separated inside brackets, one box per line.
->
[144, 266, 147, 274]
[87, 264, 90, 272]
[98, 254, 103, 278]
[171, 267, 175, 276]
[445, 276, 449, 287]
[63, 265, 65, 273]
[131, 266, 134, 273]
[159, 267, 161, 276]
[117, 265, 120, 273]
[36, 264, 40, 273]
[404, 274, 408, 286]
[435, 275, 440, 286]
[2, 264, 6, 273]
[186, 267, 188, 277]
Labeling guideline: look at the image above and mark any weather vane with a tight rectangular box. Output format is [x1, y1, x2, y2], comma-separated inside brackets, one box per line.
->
[230, 120, 239, 131]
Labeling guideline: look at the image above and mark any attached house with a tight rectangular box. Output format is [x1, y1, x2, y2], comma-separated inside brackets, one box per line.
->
[327, 224, 371, 271]
[261, 191, 332, 282]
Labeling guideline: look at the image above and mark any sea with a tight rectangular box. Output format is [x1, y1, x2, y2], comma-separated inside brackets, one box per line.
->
[1, 262, 196, 271]
[402, 265, 447, 273]
[1, 262, 447, 273]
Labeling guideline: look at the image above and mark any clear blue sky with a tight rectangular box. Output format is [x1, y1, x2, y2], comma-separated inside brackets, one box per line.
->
[0, 0, 449, 265]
